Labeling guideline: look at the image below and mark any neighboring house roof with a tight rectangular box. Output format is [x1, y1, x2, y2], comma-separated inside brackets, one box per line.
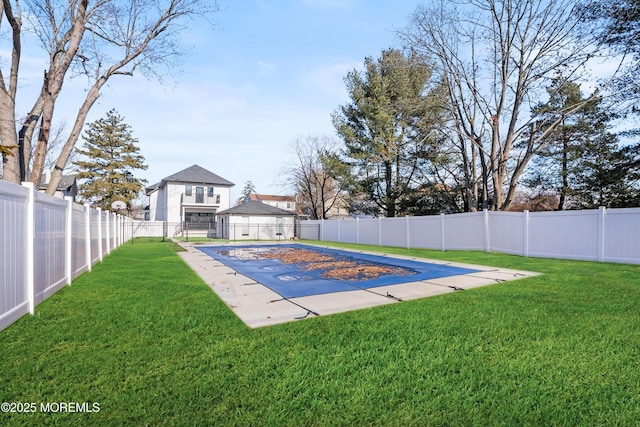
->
[145, 164, 234, 194]
[248, 193, 295, 203]
[144, 182, 160, 195]
[217, 201, 296, 216]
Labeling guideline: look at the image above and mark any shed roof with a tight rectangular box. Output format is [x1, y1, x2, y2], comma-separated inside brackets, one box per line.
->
[38, 174, 76, 191]
[216, 201, 296, 216]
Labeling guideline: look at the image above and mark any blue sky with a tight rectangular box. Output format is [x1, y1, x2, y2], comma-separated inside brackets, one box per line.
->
[57, 0, 423, 201]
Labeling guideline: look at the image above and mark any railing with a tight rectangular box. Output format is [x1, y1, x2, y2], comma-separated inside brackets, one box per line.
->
[180, 193, 221, 205]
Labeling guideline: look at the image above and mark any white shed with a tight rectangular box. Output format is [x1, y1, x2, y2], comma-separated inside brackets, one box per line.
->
[216, 201, 297, 240]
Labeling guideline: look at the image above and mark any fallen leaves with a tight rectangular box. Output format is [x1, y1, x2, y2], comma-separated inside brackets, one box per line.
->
[257, 248, 413, 281]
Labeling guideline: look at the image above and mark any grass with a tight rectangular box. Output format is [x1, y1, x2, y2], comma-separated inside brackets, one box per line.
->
[1, 240, 639, 426]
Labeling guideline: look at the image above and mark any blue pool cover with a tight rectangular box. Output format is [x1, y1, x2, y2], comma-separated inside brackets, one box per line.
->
[197, 244, 481, 299]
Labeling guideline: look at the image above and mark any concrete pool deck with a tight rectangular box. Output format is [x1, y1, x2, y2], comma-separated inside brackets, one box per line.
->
[177, 241, 541, 328]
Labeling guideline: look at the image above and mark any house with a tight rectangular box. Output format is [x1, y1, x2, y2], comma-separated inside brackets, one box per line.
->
[145, 165, 234, 229]
[39, 171, 78, 201]
[216, 200, 296, 240]
[247, 193, 297, 212]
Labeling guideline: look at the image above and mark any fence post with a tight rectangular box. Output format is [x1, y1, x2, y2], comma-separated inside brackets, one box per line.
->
[378, 217, 382, 246]
[356, 217, 360, 245]
[65, 197, 73, 285]
[337, 219, 341, 243]
[440, 213, 446, 251]
[85, 204, 92, 271]
[597, 206, 606, 262]
[523, 210, 530, 258]
[405, 216, 410, 249]
[483, 209, 490, 253]
[105, 211, 111, 254]
[22, 182, 36, 315]
[320, 219, 324, 241]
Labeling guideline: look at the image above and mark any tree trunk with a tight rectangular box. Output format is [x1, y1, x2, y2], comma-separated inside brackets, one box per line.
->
[17, 98, 44, 181]
[31, 0, 88, 187]
[558, 135, 569, 210]
[0, 96, 20, 183]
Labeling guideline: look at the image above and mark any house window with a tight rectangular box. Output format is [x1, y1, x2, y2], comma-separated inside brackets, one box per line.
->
[185, 185, 192, 196]
[216, 194, 220, 204]
[195, 186, 204, 203]
[286, 202, 291, 209]
[208, 186, 214, 197]
[276, 217, 283, 236]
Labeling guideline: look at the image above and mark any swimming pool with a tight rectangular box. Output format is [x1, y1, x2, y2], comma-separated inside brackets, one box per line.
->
[197, 244, 480, 299]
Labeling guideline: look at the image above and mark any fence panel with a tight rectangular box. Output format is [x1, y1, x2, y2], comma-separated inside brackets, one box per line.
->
[528, 210, 600, 261]
[321, 220, 340, 242]
[101, 210, 109, 257]
[109, 213, 116, 250]
[71, 203, 88, 279]
[489, 211, 525, 255]
[603, 207, 640, 263]
[90, 209, 100, 264]
[407, 215, 442, 249]
[337, 220, 358, 244]
[358, 219, 380, 245]
[298, 222, 320, 240]
[380, 217, 407, 248]
[0, 182, 29, 331]
[443, 212, 485, 250]
[33, 192, 67, 305]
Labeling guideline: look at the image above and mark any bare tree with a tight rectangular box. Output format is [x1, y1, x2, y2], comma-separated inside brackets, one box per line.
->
[284, 135, 344, 220]
[1, 0, 218, 192]
[399, 0, 622, 210]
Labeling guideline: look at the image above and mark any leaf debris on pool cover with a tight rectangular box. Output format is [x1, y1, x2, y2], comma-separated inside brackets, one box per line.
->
[257, 248, 415, 281]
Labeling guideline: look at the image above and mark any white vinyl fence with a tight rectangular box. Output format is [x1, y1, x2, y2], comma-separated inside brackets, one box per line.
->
[298, 207, 640, 265]
[1, 180, 131, 332]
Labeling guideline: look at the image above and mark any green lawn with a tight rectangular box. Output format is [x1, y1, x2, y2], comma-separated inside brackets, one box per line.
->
[1, 240, 639, 426]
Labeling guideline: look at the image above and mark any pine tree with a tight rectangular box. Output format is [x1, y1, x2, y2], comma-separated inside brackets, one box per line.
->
[73, 109, 147, 212]
[527, 77, 640, 208]
[526, 77, 594, 209]
[572, 130, 640, 208]
[332, 48, 443, 217]
[236, 181, 256, 205]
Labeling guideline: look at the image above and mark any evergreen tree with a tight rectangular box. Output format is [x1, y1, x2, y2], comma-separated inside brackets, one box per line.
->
[237, 181, 257, 205]
[332, 48, 443, 217]
[526, 77, 594, 209]
[527, 78, 640, 208]
[73, 109, 147, 212]
[572, 132, 640, 208]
